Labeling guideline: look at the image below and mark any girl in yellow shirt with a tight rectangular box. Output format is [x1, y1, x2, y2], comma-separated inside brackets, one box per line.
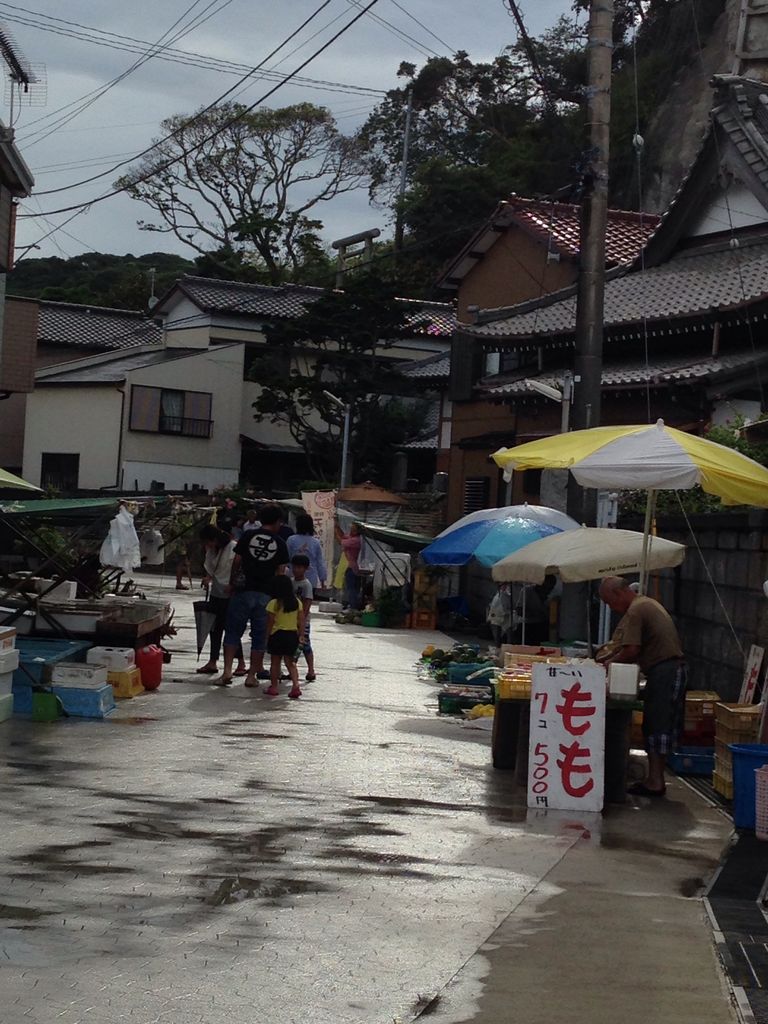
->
[265, 575, 305, 699]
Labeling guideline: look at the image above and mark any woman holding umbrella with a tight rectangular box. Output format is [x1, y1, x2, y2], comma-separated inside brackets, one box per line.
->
[197, 525, 247, 677]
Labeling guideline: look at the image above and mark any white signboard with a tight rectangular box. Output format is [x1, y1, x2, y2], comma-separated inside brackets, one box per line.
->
[301, 490, 336, 586]
[739, 645, 764, 705]
[528, 661, 607, 813]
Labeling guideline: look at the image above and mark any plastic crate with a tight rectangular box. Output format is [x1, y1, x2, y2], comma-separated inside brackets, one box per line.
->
[108, 666, 143, 699]
[360, 611, 380, 628]
[410, 610, 437, 630]
[715, 721, 759, 746]
[756, 767, 768, 841]
[713, 770, 734, 801]
[715, 703, 761, 731]
[731, 744, 768, 829]
[715, 738, 733, 765]
[714, 754, 733, 782]
[669, 747, 714, 777]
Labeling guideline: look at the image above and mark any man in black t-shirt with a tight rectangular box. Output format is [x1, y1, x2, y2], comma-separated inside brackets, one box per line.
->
[217, 504, 289, 687]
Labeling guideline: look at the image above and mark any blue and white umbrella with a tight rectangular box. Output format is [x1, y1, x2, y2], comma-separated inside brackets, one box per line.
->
[421, 504, 579, 568]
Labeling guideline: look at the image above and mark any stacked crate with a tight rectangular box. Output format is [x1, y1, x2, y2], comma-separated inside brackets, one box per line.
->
[713, 703, 761, 800]
[410, 569, 438, 630]
[680, 691, 720, 746]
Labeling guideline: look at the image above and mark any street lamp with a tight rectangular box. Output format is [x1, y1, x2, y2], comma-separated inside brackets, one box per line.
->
[323, 389, 351, 490]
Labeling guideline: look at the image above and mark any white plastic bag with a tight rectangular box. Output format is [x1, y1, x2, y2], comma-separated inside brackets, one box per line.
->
[100, 506, 141, 576]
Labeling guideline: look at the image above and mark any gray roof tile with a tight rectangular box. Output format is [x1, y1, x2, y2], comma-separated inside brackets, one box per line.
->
[34, 300, 161, 350]
[401, 352, 451, 380]
[469, 238, 768, 341]
[37, 348, 200, 385]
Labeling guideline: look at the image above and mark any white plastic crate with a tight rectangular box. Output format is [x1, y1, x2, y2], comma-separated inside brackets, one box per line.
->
[756, 766, 768, 841]
[0, 646, 19, 674]
[86, 646, 135, 670]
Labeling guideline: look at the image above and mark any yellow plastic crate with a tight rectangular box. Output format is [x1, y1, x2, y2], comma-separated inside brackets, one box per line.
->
[108, 666, 143, 699]
[714, 754, 733, 782]
[715, 703, 761, 731]
[713, 770, 734, 801]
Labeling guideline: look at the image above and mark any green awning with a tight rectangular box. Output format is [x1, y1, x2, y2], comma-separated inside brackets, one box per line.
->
[0, 498, 118, 520]
[357, 522, 434, 551]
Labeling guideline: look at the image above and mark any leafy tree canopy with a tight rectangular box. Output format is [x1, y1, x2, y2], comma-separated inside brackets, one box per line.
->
[117, 101, 364, 285]
[251, 271, 431, 482]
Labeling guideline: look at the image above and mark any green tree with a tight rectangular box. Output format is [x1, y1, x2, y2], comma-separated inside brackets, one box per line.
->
[251, 272, 430, 482]
[117, 102, 365, 285]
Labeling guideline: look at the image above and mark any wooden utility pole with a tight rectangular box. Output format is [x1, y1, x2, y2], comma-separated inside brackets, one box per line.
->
[571, 0, 614, 436]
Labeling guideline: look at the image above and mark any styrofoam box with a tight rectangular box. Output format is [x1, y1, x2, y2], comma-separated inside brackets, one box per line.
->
[34, 579, 77, 602]
[52, 677, 109, 691]
[0, 668, 15, 696]
[0, 692, 12, 722]
[0, 647, 20, 674]
[51, 661, 108, 686]
[86, 646, 135, 670]
[0, 625, 16, 650]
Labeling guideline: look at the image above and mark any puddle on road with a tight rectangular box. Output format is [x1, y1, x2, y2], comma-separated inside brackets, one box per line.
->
[109, 716, 158, 725]
[204, 874, 330, 906]
[0, 904, 50, 920]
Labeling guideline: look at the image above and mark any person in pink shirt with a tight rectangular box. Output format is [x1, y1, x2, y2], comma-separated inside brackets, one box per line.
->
[335, 520, 363, 610]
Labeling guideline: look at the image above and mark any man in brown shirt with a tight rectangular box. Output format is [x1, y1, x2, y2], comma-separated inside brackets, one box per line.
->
[598, 576, 687, 797]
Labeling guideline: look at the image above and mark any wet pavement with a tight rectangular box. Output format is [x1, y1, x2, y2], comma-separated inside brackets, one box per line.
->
[0, 574, 737, 1023]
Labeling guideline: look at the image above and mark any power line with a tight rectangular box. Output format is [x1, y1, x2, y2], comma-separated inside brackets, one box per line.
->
[342, 0, 437, 58]
[17, 0, 238, 148]
[385, 0, 456, 54]
[20, 0, 382, 236]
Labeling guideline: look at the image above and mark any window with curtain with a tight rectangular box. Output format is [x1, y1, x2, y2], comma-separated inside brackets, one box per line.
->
[129, 385, 213, 438]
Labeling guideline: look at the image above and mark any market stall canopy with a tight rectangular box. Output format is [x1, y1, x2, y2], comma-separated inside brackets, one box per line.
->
[0, 468, 41, 493]
[421, 504, 579, 567]
[0, 497, 117, 521]
[337, 481, 407, 505]
[492, 527, 686, 584]
[493, 419, 768, 507]
[356, 522, 434, 552]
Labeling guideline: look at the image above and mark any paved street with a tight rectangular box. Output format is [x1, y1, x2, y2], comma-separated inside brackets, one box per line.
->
[0, 574, 736, 1024]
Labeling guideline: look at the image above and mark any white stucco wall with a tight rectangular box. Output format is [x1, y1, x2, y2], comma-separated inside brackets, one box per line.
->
[121, 461, 238, 491]
[122, 344, 244, 488]
[687, 181, 768, 237]
[23, 385, 123, 489]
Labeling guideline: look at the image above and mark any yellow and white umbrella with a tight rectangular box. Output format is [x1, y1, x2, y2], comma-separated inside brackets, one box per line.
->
[493, 418, 768, 590]
[493, 419, 768, 508]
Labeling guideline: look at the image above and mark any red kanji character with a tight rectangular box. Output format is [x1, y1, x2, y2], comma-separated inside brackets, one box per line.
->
[555, 682, 596, 736]
[556, 741, 594, 798]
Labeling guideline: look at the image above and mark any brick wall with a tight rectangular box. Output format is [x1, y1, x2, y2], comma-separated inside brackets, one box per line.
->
[1, 296, 37, 392]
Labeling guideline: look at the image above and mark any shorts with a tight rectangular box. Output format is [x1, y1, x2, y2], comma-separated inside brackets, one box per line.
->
[298, 620, 312, 656]
[223, 590, 270, 652]
[268, 629, 300, 657]
[641, 658, 688, 755]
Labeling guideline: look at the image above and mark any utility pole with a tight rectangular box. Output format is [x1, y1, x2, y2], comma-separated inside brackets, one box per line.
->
[567, 0, 614, 528]
[394, 87, 414, 253]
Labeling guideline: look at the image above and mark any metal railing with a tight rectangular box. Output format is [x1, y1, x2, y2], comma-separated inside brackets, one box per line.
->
[158, 416, 213, 438]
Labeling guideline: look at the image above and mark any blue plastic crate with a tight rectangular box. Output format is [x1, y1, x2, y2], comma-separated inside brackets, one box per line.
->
[731, 744, 768, 829]
[13, 639, 91, 714]
[447, 663, 495, 684]
[669, 748, 714, 776]
[52, 684, 115, 719]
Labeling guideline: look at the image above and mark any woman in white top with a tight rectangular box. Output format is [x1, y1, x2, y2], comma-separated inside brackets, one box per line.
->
[286, 514, 328, 592]
[197, 525, 247, 676]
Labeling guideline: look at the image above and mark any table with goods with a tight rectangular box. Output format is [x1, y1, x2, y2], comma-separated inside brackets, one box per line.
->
[419, 642, 640, 805]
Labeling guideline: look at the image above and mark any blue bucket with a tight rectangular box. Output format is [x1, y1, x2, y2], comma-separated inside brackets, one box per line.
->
[730, 744, 768, 829]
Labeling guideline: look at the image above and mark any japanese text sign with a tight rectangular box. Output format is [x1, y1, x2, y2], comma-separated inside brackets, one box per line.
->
[528, 661, 607, 813]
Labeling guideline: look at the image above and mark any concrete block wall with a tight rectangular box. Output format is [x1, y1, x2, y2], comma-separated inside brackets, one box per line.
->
[650, 511, 768, 700]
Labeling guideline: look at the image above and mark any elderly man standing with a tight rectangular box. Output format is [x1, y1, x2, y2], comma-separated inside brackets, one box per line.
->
[597, 576, 687, 797]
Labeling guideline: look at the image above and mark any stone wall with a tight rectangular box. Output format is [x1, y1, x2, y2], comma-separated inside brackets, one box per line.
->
[644, 510, 768, 700]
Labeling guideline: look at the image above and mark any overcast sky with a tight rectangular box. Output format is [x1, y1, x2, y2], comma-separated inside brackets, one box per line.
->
[4, 0, 572, 261]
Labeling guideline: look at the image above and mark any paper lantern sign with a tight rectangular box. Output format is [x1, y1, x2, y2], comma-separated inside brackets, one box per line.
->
[528, 661, 607, 813]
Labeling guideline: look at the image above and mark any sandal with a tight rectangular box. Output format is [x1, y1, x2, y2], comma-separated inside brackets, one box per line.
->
[305, 673, 316, 682]
[264, 685, 280, 696]
[627, 782, 666, 798]
[288, 688, 302, 700]
[196, 666, 217, 675]
[244, 677, 258, 688]
[233, 667, 248, 677]
[213, 676, 232, 687]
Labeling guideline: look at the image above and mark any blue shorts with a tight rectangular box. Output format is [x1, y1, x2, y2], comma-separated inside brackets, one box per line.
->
[299, 620, 312, 656]
[223, 590, 271, 652]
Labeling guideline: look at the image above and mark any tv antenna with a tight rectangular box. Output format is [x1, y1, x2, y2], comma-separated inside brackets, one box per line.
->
[0, 25, 46, 126]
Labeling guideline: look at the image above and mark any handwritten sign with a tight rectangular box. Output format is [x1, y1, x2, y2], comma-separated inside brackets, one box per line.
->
[739, 645, 764, 705]
[301, 490, 336, 587]
[528, 661, 607, 813]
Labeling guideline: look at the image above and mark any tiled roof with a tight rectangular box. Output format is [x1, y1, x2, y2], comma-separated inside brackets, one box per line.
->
[468, 237, 768, 341]
[172, 275, 455, 336]
[437, 197, 659, 288]
[401, 352, 451, 380]
[36, 347, 201, 385]
[32, 299, 162, 350]
[484, 349, 768, 397]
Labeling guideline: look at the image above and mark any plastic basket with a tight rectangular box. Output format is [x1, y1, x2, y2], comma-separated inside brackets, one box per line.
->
[731, 744, 768, 829]
[755, 767, 768, 841]
[715, 703, 761, 731]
